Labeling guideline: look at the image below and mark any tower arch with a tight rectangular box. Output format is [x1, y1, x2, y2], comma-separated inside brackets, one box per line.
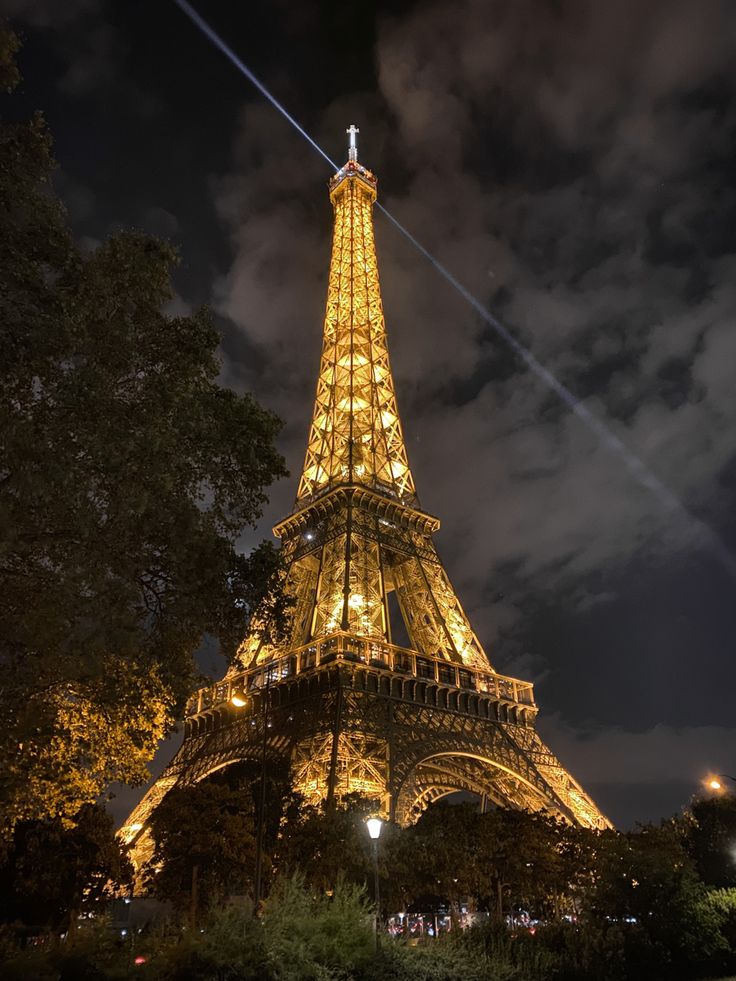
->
[393, 750, 557, 826]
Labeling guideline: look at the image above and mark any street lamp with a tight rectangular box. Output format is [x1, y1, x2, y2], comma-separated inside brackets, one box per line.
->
[706, 774, 736, 792]
[230, 687, 249, 708]
[230, 666, 275, 913]
[366, 817, 383, 952]
[229, 678, 268, 913]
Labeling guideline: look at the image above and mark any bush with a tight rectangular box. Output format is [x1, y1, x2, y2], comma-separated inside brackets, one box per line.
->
[145, 903, 269, 981]
[261, 875, 373, 980]
[0, 917, 130, 981]
[364, 936, 516, 981]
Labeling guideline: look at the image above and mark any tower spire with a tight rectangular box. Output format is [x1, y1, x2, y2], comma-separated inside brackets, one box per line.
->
[296, 128, 417, 506]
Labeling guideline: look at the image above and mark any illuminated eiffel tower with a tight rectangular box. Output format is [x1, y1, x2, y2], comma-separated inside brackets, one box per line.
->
[122, 127, 609, 868]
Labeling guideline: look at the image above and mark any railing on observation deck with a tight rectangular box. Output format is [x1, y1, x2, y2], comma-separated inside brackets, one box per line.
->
[186, 632, 535, 719]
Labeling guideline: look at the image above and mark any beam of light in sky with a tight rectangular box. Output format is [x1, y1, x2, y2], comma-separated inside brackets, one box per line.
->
[173, 0, 736, 580]
[174, 0, 339, 172]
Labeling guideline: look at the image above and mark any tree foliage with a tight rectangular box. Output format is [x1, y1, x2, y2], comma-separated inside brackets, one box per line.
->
[146, 780, 257, 919]
[146, 760, 300, 918]
[2, 797, 736, 980]
[0, 27, 288, 830]
[588, 822, 726, 976]
[384, 802, 596, 922]
[261, 875, 374, 981]
[276, 794, 378, 895]
[686, 793, 736, 889]
[0, 803, 132, 934]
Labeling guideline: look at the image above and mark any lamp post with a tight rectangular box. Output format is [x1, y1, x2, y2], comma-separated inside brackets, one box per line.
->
[229, 675, 270, 913]
[366, 817, 383, 953]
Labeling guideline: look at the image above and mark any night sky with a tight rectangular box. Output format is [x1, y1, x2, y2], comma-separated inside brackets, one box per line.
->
[5, 0, 736, 829]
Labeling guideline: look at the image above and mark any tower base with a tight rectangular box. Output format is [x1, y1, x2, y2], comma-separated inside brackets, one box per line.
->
[120, 633, 610, 870]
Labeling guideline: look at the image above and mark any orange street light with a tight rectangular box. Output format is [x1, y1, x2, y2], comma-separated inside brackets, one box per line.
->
[230, 687, 249, 708]
[704, 773, 736, 792]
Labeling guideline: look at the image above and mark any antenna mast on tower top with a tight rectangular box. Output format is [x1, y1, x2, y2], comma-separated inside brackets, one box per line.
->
[347, 123, 359, 162]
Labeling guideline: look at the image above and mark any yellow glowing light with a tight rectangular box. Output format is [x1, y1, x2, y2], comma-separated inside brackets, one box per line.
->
[230, 689, 248, 708]
[338, 354, 368, 367]
[348, 593, 364, 608]
[708, 778, 723, 791]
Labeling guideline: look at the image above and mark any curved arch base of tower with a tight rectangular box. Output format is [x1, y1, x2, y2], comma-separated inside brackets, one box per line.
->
[120, 633, 610, 871]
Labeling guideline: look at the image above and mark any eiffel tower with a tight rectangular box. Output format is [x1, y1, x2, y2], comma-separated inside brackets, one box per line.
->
[121, 127, 609, 868]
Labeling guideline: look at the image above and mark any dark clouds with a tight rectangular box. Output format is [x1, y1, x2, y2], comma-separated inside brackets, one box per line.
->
[8, 0, 736, 827]
[2, 0, 99, 28]
[215, 1, 736, 587]
[210, 0, 736, 826]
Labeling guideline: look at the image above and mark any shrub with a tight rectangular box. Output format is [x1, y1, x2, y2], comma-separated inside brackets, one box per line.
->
[139, 904, 269, 981]
[262, 875, 373, 980]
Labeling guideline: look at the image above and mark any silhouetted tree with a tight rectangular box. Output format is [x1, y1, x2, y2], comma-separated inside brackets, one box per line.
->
[686, 794, 736, 888]
[588, 822, 727, 979]
[146, 781, 257, 921]
[0, 803, 132, 934]
[0, 26, 289, 832]
[276, 794, 379, 896]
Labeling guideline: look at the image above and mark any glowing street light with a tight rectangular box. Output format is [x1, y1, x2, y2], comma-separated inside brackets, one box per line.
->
[230, 687, 248, 708]
[365, 817, 383, 952]
[366, 817, 383, 840]
[705, 773, 736, 792]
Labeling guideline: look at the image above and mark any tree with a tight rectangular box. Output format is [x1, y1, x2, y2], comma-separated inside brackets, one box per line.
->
[0, 803, 132, 934]
[0, 28, 288, 831]
[474, 808, 561, 920]
[276, 794, 378, 896]
[146, 780, 258, 920]
[391, 803, 590, 922]
[147, 903, 271, 981]
[398, 802, 484, 914]
[686, 794, 736, 889]
[588, 822, 727, 978]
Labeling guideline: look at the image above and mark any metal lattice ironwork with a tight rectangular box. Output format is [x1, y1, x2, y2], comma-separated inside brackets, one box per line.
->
[296, 161, 416, 506]
[121, 133, 610, 871]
